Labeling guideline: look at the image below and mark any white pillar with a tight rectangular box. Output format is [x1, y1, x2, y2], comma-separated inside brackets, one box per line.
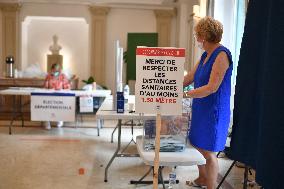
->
[175, 0, 199, 71]
[154, 9, 176, 47]
[89, 6, 110, 86]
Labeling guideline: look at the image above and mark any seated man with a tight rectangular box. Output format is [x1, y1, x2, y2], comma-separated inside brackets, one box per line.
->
[43, 63, 71, 129]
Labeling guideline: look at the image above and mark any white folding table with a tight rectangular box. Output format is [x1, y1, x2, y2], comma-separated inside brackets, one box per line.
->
[131, 136, 205, 188]
[96, 96, 201, 184]
[96, 96, 156, 182]
[0, 87, 111, 134]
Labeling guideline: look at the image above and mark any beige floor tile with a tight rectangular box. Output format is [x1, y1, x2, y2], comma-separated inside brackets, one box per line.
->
[0, 125, 259, 189]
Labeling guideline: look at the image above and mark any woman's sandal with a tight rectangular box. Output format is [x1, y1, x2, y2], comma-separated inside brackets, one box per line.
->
[186, 180, 207, 188]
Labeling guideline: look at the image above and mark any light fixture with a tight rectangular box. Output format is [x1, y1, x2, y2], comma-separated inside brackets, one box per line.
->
[193, 5, 200, 17]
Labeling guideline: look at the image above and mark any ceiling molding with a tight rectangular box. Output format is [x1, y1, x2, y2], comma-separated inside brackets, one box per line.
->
[0, 0, 176, 6]
[89, 6, 110, 15]
[0, 2, 21, 11]
[0, 0, 177, 10]
[102, 4, 175, 10]
[154, 9, 176, 18]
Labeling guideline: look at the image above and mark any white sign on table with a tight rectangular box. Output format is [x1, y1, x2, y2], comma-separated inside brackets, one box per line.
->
[79, 96, 94, 113]
[31, 92, 76, 121]
[135, 47, 185, 115]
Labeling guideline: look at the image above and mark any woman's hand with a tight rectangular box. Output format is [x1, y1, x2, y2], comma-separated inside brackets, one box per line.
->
[183, 91, 192, 98]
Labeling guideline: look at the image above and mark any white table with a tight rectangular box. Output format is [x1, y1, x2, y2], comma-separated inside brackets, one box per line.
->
[136, 135, 205, 167]
[130, 136, 205, 188]
[96, 95, 158, 182]
[0, 87, 111, 134]
[96, 95, 156, 136]
[0, 87, 111, 97]
[96, 96, 194, 183]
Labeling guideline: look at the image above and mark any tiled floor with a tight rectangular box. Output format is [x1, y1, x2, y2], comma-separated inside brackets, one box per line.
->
[0, 122, 260, 189]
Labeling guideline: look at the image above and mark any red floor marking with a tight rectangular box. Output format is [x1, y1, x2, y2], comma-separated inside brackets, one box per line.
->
[217, 173, 235, 189]
[19, 138, 81, 142]
[78, 168, 85, 175]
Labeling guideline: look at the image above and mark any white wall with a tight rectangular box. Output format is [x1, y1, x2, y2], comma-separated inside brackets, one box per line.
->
[19, 3, 91, 87]
[19, 3, 178, 90]
[106, 8, 157, 92]
[19, 3, 91, 23]
[22, 17, 89, 87]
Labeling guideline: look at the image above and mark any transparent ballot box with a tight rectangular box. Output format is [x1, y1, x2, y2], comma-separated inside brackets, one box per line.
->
[142, 98, 192, 152]
[142, 99, 192, 152]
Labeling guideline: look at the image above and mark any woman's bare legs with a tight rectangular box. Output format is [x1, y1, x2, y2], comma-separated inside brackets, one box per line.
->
[197, 148, 219, 189]
[194, 164, 207, 185]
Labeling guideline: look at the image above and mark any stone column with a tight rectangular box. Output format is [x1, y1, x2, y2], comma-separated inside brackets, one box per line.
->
[89, 6, 110, 86]
[154, 9, 176, 47]
[176, 0, 190, 71]
[0, 3, 21, 76]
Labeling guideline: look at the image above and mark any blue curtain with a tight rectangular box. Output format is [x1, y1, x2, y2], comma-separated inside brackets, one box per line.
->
[230, 0, 284, 188]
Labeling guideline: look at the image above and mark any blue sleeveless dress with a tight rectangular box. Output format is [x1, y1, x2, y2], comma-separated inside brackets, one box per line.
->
[189, 46, 233, 152]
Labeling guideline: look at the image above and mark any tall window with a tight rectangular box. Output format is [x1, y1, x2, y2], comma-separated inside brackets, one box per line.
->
[232, 0, 247, 86]
[210, 0, 247, 85]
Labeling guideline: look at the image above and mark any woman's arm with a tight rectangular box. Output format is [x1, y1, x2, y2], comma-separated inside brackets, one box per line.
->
[62, 74, 71, 89]
[44, 75, 50, 88]
[185, 52, 229, 98]
[183, 60, 201, 87]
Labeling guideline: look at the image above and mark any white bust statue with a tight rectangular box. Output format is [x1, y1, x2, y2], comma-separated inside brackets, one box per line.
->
[49, 35, 62, 55]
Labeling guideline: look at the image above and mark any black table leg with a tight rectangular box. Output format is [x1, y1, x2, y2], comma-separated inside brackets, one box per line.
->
[243, 166, 249, 189]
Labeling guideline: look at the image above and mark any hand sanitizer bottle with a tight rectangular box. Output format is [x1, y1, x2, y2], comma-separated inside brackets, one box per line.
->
[123, 84, 130, 102]
[116, 92, 124, 113]
[168, 167, 176, 189]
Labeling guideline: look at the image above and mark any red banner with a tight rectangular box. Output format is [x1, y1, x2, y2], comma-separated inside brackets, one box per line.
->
[136, 47, 185, 57]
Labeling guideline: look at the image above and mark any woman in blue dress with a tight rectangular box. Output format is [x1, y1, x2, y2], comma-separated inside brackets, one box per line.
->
[183, 17, 233, 189]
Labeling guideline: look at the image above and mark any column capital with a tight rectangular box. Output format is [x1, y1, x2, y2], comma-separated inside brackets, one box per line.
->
[0, 3, 21, 12]
[154, 9, 176, 18]
[89, 6, 110, 16]
[178, 0, 197, 4]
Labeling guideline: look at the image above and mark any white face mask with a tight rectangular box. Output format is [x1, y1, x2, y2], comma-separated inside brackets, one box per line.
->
[53, 71, 60, 77]
[197, 40, 204, 49]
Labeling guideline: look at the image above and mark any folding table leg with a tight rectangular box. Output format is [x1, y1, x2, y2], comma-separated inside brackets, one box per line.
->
[104, 120, 122, 182]
[243, 166, 249, 189]
[111, 123, 118, 143]
[9, 96, 16, 135]
[217, 151, 222, 158]
[20, 96, 24, 127]
[130, 166, 179, 186]
[216, 160, 236, 189]
[130, 166, 152, 184]
[158, 167, 166, 189]
[120, 120, 137, 154]
[96, 118, 101, 136]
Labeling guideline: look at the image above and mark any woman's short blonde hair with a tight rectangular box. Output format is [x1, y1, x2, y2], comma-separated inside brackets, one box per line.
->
[194, 16, 223, 43]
